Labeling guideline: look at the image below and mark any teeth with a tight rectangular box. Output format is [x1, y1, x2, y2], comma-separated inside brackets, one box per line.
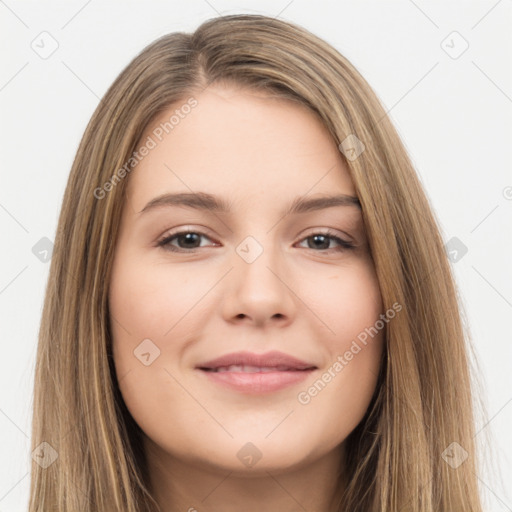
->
[212, 364, 295, 373]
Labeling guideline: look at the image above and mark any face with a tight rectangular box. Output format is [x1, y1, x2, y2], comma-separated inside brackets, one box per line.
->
[109, 84, 385, 476]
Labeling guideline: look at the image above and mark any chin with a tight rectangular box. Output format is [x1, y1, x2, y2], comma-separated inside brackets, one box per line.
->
[190, 434, 322, 475]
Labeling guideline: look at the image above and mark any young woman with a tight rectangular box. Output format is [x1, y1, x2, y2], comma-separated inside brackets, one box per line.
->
[29, 14, 485, 511]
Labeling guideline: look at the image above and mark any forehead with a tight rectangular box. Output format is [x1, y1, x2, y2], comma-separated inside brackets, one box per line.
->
[125, 85, 356, 213]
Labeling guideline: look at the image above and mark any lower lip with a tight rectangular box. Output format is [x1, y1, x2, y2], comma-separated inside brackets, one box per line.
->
[197, 368, 316, 394]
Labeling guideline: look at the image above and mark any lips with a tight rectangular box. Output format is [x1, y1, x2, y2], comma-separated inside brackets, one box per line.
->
[196, 350, 317, 394]
[196, 350, 317, 372]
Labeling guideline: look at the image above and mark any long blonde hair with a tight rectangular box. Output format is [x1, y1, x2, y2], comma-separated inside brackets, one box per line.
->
[29, 14, 486, 511]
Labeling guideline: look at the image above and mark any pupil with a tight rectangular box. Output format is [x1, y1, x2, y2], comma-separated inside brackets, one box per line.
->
[310, 234, 329, 250]
[180, 233, 200, 248]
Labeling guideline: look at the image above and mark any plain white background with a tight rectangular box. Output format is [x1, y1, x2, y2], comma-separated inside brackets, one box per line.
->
[1, 1, 511, 510]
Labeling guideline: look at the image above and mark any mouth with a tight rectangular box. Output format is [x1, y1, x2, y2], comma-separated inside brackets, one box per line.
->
[200, 364, 315, 373]
[195, 351, 318, 394]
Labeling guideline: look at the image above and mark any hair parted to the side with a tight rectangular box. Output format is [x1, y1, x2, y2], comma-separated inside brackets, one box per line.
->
[29, 13, 486, 511]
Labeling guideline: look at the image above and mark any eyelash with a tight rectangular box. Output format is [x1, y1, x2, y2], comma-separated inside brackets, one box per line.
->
[156, 229, 355, 254]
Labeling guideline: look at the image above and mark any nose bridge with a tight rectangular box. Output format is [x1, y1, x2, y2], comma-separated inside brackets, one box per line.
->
[234, 232, 283, 292]
[223, 231, 294, 324]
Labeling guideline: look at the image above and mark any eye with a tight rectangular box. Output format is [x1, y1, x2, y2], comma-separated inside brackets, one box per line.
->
[157, 229, 355, 253]
[295, 230, 355, 253]
[157, 230, 217, 252]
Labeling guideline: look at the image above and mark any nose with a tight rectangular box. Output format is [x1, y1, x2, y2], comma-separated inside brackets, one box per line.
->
[221, 238, 296, 328]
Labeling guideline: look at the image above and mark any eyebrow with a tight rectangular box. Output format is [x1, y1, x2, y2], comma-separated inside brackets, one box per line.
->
[139, 192, 361, 216]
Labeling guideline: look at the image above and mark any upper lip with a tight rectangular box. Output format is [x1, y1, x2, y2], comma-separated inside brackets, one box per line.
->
[196, 350, 317, 370]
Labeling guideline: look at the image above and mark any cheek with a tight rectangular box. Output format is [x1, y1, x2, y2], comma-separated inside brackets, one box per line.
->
[293, 260, 384, 433]
[299, 257, 383, 345]
[108, 256, 203, 441]
[109, 254, 208, 346]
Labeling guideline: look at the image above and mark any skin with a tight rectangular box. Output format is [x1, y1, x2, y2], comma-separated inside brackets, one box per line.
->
[109, 84, 385, 512]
